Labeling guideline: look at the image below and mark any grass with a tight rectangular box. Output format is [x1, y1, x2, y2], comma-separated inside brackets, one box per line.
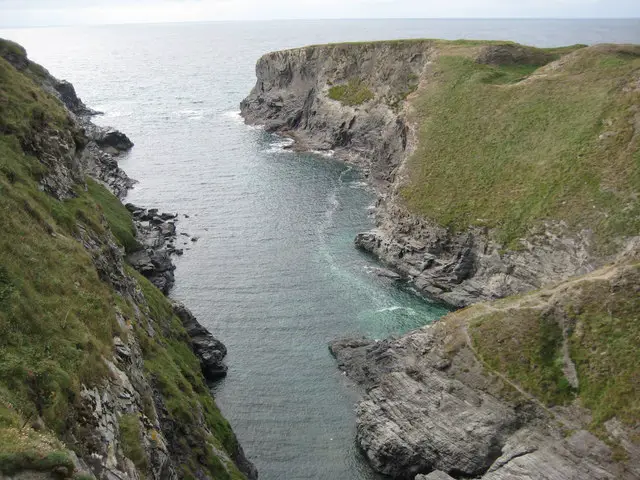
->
[468, 262, 640, 435]
[470, 309, 576, 406]
[566, 265, 640, 428]
[0, 46, 244, 478]
[0, 410, 75, 477]
[76, 179, 138, 253]
[328, 78, 374, 106]
[131, 269, 244, 480]
[119, 414, 148, 473]
[0, 51, 69, 140]
[401, 44, 640, 250]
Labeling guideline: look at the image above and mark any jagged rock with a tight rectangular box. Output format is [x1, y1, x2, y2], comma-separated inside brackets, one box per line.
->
[94, 128, 134, 154]
[53, 79, 100, 116]
[329, 259, 640, 479]
[0, 38, 255, 480]
[172, 302, 228, 380]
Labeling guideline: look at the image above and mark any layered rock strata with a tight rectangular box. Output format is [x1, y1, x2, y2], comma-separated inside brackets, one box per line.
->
[330, 252, 640, 479]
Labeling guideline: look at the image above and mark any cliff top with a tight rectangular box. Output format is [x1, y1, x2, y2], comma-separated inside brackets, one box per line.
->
[399, 42, 640, 250]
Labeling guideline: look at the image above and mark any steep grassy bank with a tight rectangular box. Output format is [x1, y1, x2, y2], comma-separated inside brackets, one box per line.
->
[0, 39, 247, 479]
[402, 43, 640, 250]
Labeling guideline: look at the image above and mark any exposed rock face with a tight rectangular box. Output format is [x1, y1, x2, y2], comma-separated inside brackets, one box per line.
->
[125, 205, 180, 294]
[355, 210, 597, 308]
[241, 41, 430, 181]
[53, 79, 101, 117]
[240, 41, 616, 308]
[330, 256, 640, 479]
[172, 302, 229, 380]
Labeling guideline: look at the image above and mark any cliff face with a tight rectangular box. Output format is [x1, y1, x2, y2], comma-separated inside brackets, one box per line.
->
[242, 39, 640, 479]
[241, 40, 640, 308]
[241, 41, 428, 184]
[0, 39, 255, 480]
[331, 245, 640, 479]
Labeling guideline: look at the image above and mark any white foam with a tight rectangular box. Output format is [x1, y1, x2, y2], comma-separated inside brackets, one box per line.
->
[265, 136, 295, 153]
[222, 110, 243, 123]
[101, 110, 132, 119]
[375, 306, 418, 316]
[311, 149, 335, 158]
[174, 109, 204, 120]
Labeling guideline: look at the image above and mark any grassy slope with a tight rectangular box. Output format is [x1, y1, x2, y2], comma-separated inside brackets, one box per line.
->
[462, 261, 640, 442]
[401, 43, 640, 250]
[0, 47, 243, 479]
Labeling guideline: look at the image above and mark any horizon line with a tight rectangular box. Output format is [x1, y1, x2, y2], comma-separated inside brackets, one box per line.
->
[1, 16, 639, 30]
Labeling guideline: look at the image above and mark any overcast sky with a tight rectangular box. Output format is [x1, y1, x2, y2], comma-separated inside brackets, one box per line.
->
[1, 0, 639, 27]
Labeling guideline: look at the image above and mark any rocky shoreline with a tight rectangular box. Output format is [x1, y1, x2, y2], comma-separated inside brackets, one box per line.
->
[53, 76, 235, 385]
[239, 41, 617, 309]
[240, 40, 640, 480]
[328, 251, 640, 479]
[4, 43, 253, 478]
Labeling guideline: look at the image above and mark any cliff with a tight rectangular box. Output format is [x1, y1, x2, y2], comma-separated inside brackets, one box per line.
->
[330, 244, 640, 479]
[0, 39, 255, 480]
[242, 39, 640, 479]
[241, 40, 640, 308]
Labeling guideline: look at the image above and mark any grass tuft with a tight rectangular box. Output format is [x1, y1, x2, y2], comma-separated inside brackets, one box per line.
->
[328, 78, 374, 106]
[118, 414, 148, 472]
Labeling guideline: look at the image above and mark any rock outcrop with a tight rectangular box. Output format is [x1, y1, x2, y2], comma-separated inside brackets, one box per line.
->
[241, 41, 638, 308]
[172, 302, 229, 380]
[330, 253, 640, 479]
[243, 39, 640, 480]
[125, 204, 180, 294]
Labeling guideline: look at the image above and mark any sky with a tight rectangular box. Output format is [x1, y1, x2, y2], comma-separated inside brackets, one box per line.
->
[1, 0, 639, 27]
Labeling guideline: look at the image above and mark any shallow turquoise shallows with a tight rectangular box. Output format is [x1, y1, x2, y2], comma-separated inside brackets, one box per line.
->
[4, 19, 639, 480]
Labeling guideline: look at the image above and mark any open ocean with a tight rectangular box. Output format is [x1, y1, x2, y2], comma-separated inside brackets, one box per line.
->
[2, 19, 639, 479]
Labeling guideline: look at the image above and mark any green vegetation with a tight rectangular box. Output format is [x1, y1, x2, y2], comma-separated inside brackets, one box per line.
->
[328, 78, 374, 106]
[119, 414, 148, 473]
[470, 309, 575, 406]
[0, 93, 121, 444]
[0, 47, 244, 479]
[0, 47, 69, 139]
[130, 269, 244, 480]
[82, 179, 138, 253]
[0, 410, 75, 477]
[468, 263, 640, 433]
[0, 38, 48, 82]
[401, 44, 640, 249]
[567, 265, 640, 429]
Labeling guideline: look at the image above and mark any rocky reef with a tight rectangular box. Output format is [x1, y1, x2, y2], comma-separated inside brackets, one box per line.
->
[0, 39, 253, 480]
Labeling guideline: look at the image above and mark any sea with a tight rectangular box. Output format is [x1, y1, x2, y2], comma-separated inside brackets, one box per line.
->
[2, 18, 639, 480]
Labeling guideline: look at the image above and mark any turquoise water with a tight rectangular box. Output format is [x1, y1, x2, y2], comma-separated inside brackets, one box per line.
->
[3, 19, 639, 479]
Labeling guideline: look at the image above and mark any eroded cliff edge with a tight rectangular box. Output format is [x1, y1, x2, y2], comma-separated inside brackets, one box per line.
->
[241, 40, 640, 308]
[241, 39, 640, 479]
[0, 39, 255, 480]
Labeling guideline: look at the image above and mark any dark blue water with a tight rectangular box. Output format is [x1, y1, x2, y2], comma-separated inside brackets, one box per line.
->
[3, 19, 639, 480]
